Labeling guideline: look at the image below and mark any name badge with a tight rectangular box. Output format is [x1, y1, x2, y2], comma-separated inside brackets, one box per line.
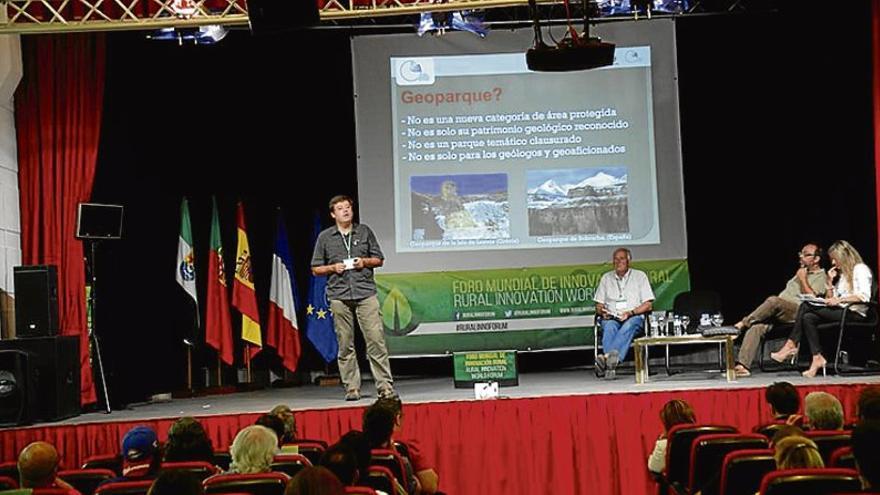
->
[343, 257, 357, 270]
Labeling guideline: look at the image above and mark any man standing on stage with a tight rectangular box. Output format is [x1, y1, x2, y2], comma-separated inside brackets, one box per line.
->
[594, 247, 655, 380]
[311, 195, 395, 401]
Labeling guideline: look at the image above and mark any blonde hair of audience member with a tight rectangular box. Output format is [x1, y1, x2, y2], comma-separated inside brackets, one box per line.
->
[828, 240, 864, 294]
[284, 466, 344, 495]
[18, 442, 61, 488]
[774, 436, 824, 469]
[660, 399, 697, 435]
[804, 391, 844, 430]
[229, 425, 279, 474]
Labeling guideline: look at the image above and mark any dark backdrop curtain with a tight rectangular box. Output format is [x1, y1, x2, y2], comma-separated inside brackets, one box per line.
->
[14, 34, 106, 405]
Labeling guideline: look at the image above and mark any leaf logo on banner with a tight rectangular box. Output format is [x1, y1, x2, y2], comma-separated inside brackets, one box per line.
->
[382, 287, 419, 336]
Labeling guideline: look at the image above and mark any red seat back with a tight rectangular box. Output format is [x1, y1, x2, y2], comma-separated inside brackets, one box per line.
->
[804, 431, 852, 465]
[0, 461, 19, 482]
[270, 454, 311, 478]
[203, 472, 290, 495]
[58, 469, 117, 495]
[363, 466, 404, 495]
[369, 449, 409, 494]
[665, 424, 737, 488]
[159, 462, 219, 481]
[81, 455, 122, 477]
[94, 480, 154, 495]
[688, 433, 769, 495]
[759, 468, 861, 495]
[829, 446, 856, 469]
[719, 448, 775, 495]
[0, 475, 19, 490]
[280, 441, 326, 467]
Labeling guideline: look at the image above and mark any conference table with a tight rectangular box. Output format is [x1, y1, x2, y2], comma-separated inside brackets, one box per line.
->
[632, 333, 737, 384]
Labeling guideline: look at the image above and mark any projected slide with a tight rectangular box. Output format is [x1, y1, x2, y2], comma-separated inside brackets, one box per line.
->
[390, 49, 659, 253]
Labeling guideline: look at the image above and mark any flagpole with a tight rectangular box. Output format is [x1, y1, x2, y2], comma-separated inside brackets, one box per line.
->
[217, 356, 222, 386]
[245, 346, 252, 383]
[186, 346, 193, 392]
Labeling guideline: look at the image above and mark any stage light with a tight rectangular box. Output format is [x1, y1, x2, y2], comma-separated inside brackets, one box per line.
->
[526, 0, 615, 72]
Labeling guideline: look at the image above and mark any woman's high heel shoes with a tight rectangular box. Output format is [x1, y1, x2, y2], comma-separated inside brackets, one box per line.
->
[802, 356, 828, 378]
[770, 345, 799, 364]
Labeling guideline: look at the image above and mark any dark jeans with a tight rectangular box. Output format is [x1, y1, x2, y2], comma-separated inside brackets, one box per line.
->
[788, 303, 866, 356]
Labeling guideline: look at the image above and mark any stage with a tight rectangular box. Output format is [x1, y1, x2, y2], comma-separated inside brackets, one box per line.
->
[2, 364, 879, 494]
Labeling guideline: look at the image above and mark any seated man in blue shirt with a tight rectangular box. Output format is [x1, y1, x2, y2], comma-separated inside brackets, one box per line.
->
[594, 248, 655, 379]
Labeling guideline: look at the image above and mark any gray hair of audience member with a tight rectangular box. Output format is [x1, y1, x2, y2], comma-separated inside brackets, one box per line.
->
[269, 404, 297, 442]
[229, 425, 279, 474]
[147, 470, 204, 495]
[285, 466, 344, 495]
[18, 442, 60, 488]
[774, 436, 824, 469]
[852, 420, 880, 489]
[804, 391, 844, 430]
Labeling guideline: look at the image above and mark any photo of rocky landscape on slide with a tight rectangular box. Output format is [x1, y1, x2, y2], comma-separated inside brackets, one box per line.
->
[527, 167, 629, 236]
[410, 173, 510, 241]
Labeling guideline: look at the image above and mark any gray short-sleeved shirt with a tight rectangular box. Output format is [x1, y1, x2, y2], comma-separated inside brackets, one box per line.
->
[311, 223, 385, 301]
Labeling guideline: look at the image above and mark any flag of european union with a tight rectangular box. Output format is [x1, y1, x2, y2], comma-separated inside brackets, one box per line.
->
[305, 214, 338, 363]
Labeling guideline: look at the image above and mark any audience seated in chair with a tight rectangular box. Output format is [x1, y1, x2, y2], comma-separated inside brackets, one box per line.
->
[102, 427, 161, 486]
[765, 382, 804, 426]
[18, 442, 81, 495]
[145, 471, 202, 495]
[857, 385, 880, 422]
[284, 467, 344, 495]
[852, 420, 880, 491]
[804, 392, 844, 430]
[269, 406, 298, 448]
[255, 416, 287, 449]
[647, 399, 696, 474]
[228, 426, 279, 474]
[163, 418, 215, 465]
[773, 436, 824, 469]
[379, 399, 438, 494]
[363, 400, 419, 495]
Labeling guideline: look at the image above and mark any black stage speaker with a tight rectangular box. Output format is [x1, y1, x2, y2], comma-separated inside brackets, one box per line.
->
[0, 350, 35, 426]
[14, 265, 59, 338]
[246, 0, 319, 35]
[0, 336, 80, 423]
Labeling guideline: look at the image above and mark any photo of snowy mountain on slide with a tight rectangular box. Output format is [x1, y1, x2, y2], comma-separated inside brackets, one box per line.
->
[527, 167, 629, 236]
[410, 173, 510, 241]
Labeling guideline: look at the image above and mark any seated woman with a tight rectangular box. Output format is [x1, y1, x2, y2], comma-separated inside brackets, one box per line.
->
[773, 435, 824, 469]
[648, 399, 697, 474]
[771, 240, 873, 378]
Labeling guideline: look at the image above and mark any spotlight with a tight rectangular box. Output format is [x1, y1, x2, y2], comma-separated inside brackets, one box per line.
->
[526, 0, 615, 72]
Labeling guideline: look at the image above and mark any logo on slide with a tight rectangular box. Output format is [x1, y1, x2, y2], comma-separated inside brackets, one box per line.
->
[395, 58, 435, 86]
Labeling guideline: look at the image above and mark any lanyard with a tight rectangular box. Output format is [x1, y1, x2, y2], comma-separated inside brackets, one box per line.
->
[615, 270, 631, 299]
[341, 230, 353, 258]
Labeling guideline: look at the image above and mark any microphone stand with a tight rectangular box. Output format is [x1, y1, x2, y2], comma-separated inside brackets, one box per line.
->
[84, 239, 112, 414]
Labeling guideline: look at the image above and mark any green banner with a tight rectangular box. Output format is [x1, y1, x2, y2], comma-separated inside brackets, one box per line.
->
[376, 259, 690, 355]
[453, 350, 519, 387]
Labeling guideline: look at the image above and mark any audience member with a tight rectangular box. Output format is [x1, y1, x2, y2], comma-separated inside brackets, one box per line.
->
[852, 420, 880, 490]
[804, 391, 844, 430]
[147, 471, 203, 495]
[764, 382, 803, 425]
[269, 405, 297, 444]
[769, 425, 805, 447]
[857, 385, 880, 421]
[103, 426, 161, 484]
[319, 443, 359, 486]
[338, 431, 372, 483]
[163, 417, 215, 464]
[648, 399, 696, 474]
[364, 399, 420, 494]
[773, 436, 824, 469]
[378, 398, 439, 494]
[17, 442, 81, 495]
[255, 414, 287, 448]
[228, 425, 278, 474]
[284, 467, 344, 495]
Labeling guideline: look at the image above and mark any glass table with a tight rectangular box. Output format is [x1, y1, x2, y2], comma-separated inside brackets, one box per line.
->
[632, 334, 737, 384]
